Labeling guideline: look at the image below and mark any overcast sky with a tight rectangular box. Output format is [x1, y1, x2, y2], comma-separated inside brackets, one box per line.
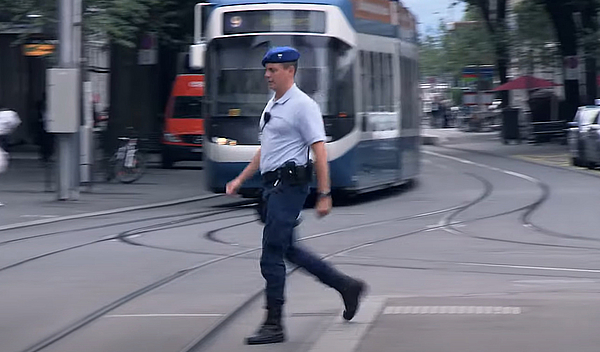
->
[401, 0, 466, 35]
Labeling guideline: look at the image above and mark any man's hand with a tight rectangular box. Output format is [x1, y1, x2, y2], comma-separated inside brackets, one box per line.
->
[226, 177, 242, 196]
[310, 141, 331, 218]
[316, 195, 332, 218]
[226, 149, 260, 197]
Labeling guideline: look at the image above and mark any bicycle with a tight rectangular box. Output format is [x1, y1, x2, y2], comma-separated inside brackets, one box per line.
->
[106, 135, 147, 184]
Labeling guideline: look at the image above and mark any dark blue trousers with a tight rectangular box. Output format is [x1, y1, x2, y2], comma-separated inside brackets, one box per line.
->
[260, 181, 346, 309]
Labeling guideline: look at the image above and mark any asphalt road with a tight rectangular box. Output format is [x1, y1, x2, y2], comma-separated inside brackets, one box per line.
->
[2, 145, 600, 352]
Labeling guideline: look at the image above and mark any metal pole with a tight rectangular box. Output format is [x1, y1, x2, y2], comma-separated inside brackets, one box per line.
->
[57, 0, 73, 200]
[57, 0, 81, 200]
[72, 0, 82, 200]
[59, 0, 73, 68]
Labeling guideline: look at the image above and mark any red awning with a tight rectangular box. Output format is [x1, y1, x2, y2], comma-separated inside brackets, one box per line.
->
[492, 75, 560, 91]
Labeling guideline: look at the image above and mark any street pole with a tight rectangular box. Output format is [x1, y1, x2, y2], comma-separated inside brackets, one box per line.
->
[57, 0, 81, 200]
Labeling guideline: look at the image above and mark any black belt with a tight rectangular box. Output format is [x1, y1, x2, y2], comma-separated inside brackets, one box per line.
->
[262, 162, 312, 185]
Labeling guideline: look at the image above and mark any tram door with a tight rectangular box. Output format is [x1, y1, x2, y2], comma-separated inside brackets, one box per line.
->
[357, 51, 399, 189]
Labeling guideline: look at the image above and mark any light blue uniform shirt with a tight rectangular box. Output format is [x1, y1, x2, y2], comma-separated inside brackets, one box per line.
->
[259, 84, 326, 174]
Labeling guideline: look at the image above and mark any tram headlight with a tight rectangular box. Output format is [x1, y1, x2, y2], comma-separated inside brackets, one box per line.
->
[212, 137, 237, 146]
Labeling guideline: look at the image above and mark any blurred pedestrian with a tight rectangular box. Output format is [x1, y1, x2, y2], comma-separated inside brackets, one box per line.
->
[36, 96, 54, 164]
[0, 103, 22, 206]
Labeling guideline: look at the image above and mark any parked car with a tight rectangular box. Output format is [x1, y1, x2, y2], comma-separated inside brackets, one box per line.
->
[582, 110, 600, 169]
[567, 105, 600, 167]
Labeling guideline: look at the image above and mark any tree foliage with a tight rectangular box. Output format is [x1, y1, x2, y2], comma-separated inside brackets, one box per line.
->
[513, 0, 558, 73]
[419, 8, 496, 82]
[0, 0, 198, 47]
[420, 2, 561, 90]
[87, 0, 198, 47]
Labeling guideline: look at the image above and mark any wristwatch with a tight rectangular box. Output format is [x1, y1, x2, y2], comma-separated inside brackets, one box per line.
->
[317, 191, 331, 199]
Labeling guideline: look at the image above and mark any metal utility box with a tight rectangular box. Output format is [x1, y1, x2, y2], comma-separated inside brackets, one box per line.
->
[47, 68, 80, 133]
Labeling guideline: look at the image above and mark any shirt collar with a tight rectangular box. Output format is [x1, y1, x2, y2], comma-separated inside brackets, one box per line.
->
[272, 84, 298, 105]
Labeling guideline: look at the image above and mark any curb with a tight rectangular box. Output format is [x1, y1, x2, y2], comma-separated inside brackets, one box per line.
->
[307, 296, 387, 352]
[0, 193, 221, 232]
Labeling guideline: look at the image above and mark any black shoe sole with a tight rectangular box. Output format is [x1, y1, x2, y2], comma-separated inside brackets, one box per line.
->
[245, 333, 285, 345]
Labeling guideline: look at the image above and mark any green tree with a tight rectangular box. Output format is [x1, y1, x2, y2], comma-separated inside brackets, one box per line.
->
[0, 0, 200, 153]
[460, 0, 510, 106]
[419, 33, 447, 78]
[444, 9, 496, 79]
[513, 0, 558, 75]
[536, 0, 598, 113]
[0, 0, 197, 47]
[418, 9, 495, 84]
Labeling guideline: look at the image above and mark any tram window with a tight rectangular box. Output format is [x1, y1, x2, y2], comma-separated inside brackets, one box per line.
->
[334, 44, 355, 116]
[360, 51, 367, 114]
[400, 57, 418, 129]
[381, 54, 388, 111]
[365, 52, 370, 112]
[401, 57, 411, 129]
[383, 53, 393, 112]
[371, 52, 378, 111]
[408, 59, 416, 128]
[374, 52, 384, 111]
[365, 51, 372, 113]
[389, 54, 395, 111]
[414, 60, 420, 127]
[370, 52, 377, 112]
[383, 54, 394, 111]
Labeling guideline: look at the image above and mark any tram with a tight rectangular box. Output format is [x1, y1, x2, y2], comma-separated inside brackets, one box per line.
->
[190, 0, 421, 196]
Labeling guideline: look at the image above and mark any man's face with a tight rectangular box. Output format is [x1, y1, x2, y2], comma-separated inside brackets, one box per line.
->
[264, 63, 294, 91]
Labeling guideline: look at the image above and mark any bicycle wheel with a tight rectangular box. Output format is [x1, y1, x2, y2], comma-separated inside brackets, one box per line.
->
[114, 151, 146, 184]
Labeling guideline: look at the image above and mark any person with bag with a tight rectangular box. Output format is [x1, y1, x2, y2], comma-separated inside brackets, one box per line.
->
[0, 104, 22, 206]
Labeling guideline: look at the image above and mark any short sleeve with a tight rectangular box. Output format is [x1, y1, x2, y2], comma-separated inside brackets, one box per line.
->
[296, 100, 326, 145]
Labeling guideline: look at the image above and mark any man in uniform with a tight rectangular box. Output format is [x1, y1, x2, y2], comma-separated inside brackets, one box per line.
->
[226, 46, 367, 345]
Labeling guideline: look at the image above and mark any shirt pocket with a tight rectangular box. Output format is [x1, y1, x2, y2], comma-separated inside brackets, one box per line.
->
[265, 114, 293, 135]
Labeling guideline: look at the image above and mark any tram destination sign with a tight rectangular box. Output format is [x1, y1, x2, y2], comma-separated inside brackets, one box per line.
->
[223, 10, 326, 35]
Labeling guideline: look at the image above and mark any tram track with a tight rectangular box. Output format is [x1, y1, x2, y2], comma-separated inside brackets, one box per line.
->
[18, 149, 598, 352]
[428, 150, 600, 248]
[0, 197, 255, 247]
[18, 166, 489, 352]
[180, 151, 600, 352]
[0, 206, 255, 274]
[0, 194, 225, 233]
[9, 153, 524, 351]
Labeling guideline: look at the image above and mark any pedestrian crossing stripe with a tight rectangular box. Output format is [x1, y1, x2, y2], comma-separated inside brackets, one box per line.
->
[383, 306, 522, 315]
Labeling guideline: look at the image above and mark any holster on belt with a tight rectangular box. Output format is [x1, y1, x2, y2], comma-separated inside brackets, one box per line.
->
[257, 161, 313, 224]
[262, 161, 313, 185]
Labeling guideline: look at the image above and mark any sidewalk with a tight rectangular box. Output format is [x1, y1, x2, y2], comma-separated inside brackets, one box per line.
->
[0, 152, 211, 228]
[421, 127, 578, 170]
[347, 294, 600, 352]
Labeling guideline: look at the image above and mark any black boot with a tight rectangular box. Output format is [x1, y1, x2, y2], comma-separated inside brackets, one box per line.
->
[338, 277, 367, 321]
[245, 307, 285, 345]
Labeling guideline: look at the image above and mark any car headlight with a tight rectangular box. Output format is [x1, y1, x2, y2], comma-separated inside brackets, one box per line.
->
[212, 137, 237, 146]
[164, 133, 182, 143]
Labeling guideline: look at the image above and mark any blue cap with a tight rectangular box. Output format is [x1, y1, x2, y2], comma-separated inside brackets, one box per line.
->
[261, 46, 300, 67]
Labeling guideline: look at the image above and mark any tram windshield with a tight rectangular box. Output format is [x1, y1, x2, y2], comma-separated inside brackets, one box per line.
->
[206, 35, 355, 118]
